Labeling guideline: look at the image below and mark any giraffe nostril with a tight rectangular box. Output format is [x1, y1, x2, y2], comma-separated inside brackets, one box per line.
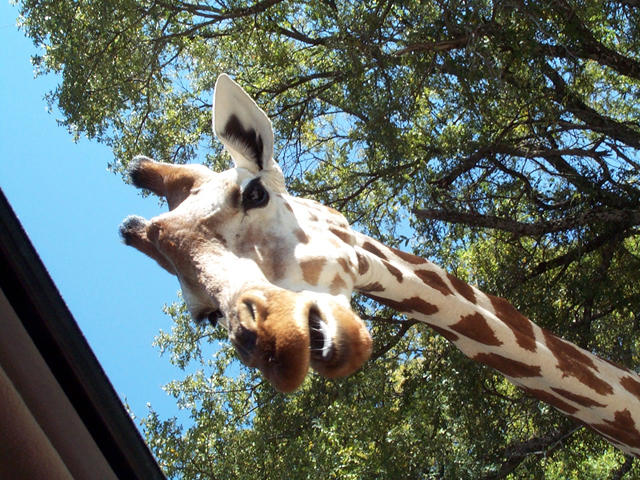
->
[232, 295, 266, 365]
[233, 324, 258, 364]
[243, 299, 257, 322]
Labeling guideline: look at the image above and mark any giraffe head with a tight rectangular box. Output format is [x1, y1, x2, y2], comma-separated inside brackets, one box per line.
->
[120, 74, 372, 392]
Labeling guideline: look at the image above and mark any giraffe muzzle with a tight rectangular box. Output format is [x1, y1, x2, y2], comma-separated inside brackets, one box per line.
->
[230, 289, 311, 392]
[230, 289, 372, 392]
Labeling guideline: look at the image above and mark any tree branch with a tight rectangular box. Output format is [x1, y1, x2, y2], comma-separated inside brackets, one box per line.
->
[481, 427, 581, 480]
[608, 456, 634, 480]
[393, 22, 495, 56]
[269, 24, 333, 46]
[257, 71, 341, 97]
[527, 228, 636, 279]
[370, 320, 418, 361]
[156, 0, 286, 21]
[431, 141, 630, 210]
[542, 64, 640, 150]
[412, 207, 640, 237]
[549, 1, 640, 81]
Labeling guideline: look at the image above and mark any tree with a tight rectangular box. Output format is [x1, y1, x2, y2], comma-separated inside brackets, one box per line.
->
[17, 0, 640, 477]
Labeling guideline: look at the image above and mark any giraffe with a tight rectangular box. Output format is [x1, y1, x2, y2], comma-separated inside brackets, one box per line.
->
[120, 73, 640, 457]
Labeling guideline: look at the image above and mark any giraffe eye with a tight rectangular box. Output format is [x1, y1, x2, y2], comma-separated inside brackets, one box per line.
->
[242, 178, 269, 210]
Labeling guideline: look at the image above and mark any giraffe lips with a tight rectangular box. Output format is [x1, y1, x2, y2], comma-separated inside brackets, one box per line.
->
[308, 307, 335, 362]
[307, 302, 372, 379]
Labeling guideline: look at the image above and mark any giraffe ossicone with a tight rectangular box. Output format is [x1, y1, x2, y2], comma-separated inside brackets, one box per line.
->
[121, 74, 640, 456]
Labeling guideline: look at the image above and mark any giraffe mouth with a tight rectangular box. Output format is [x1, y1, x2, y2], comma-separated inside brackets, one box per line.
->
[307, 301, 372, 379]
[308, 306, 336, 363]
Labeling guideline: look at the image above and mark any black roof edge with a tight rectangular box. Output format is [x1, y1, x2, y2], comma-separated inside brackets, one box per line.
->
[0, 188, 165, 479]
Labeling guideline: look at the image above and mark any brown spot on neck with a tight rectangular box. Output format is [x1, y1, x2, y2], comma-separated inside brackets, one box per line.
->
[356, 252, 369, 275]
[358, 282, 385, 292]
[364, 293, 439, 316]
[550, 387, 606, 408]
[382, 259, 404, 283]
[389, 246, 427, 265]
[295, 229, 309, 244]
[592, 409, 640, 449]
[446, 273, 477, 304]
[450, 313, 503, 346]
[337, 257, 355, 281]
[300, 258, 326, 286]
[415, 270, 453, 296]
[330, 227, 355, 245]
[621, 376, 640, 401]
[542, 329, 614, 396]
[426, 323, 460, 342]
[329, 274, 347, 295]
[521, 387, 579, 414]
[362, 241, 388, 260]
[474, 352, 542, 378]
[488, 294, 536, 353]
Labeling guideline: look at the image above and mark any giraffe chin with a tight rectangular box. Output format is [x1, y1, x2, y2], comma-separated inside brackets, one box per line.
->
[230, 289, 372, 392]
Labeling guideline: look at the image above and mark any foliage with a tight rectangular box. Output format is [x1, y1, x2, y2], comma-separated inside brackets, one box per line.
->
[17, 0, 640, 477]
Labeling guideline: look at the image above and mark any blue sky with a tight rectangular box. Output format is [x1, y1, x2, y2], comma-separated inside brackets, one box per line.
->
[1, 2, 190, 429]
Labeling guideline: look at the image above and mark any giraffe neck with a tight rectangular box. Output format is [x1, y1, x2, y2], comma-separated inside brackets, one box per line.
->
[352, 231, 640, 457]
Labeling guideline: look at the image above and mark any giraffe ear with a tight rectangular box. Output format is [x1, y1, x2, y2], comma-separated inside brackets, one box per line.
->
[213, 74, 275, 174]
